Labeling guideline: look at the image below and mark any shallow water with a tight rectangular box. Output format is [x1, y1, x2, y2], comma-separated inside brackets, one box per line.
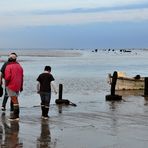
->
[0, 49, 148, 147]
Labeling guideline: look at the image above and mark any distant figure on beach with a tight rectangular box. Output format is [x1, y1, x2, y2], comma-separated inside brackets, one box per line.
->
[0, 53, 23, 121]
[37, 66, 57, 119]
[0, 53, 16, 112]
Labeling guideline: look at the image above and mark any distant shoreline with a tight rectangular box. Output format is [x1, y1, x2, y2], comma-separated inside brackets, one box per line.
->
[0, 49, 82, 57]
[1, 48, 148, 57]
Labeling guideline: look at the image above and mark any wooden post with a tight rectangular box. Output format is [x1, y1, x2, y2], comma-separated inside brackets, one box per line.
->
[105, 71, 122, 101]
[144, 77, 148, 96]
[58, 84, 63, 100]
[55, 83, 76, 106]
[111, 71, 117, 95]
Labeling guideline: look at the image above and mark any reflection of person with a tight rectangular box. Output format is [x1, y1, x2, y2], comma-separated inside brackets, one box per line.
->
[1, 112, 23, 147]
[0, 53, 15, 111]
[0, 121, 2, 144]
[37, 66, 57, 119]
[37, 120, 51, 148]
[0, 53, 23, 121]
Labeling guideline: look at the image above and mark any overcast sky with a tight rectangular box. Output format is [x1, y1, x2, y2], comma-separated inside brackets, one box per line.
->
[0, 0, 148, 49]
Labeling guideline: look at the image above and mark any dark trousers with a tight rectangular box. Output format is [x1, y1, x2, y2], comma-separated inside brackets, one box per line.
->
[2, 88, 13, 111]
[40, 92, 51, 117]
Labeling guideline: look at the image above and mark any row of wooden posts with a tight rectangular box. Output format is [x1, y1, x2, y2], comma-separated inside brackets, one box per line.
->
[57, 71, 148, 103]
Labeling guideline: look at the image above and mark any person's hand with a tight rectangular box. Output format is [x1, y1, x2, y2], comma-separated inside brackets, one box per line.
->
[54, 91, 58, 95]
[20, 87, 23, 92]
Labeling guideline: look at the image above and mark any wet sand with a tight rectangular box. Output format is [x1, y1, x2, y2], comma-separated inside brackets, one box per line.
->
[0, 92, 148, 148]
[0, 49, 148, 147]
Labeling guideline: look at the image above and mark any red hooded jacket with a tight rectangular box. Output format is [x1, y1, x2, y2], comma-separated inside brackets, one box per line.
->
[4, 62, 23, 92]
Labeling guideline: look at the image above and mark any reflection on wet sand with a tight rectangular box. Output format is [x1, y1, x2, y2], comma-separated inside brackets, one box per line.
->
[108, 101, 121, 136]
[57, 104, 63, 114]
[0, 112, 23, 147]
[37, 119, 51, 148]
[108, 101, 121, 111]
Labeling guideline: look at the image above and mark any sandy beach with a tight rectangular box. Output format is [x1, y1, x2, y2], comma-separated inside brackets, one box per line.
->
[0, 49, 148, 148]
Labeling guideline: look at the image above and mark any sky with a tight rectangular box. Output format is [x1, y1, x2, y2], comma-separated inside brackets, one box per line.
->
[0, 0, 148, 49]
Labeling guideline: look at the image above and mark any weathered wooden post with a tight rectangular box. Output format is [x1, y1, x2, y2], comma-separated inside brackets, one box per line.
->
[58, 83, 63, 100]
[55, 84, 77, 106]
[111, 71, 117, 95]
[144, 77, 148, 96]
[106, 71, 122, 101]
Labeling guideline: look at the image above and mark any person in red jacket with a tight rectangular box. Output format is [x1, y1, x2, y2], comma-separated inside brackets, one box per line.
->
[4, 53, 23, 121]
[0, 53, 14, 111]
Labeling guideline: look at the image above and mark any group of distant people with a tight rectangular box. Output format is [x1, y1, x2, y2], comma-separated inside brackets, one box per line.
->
[0, 52, 57, 121]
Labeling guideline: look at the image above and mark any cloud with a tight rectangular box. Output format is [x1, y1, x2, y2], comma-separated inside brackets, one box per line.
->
[0, 0, 148, 12]
[0, 8, 148, 29]
[0, 0, 148, 29]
